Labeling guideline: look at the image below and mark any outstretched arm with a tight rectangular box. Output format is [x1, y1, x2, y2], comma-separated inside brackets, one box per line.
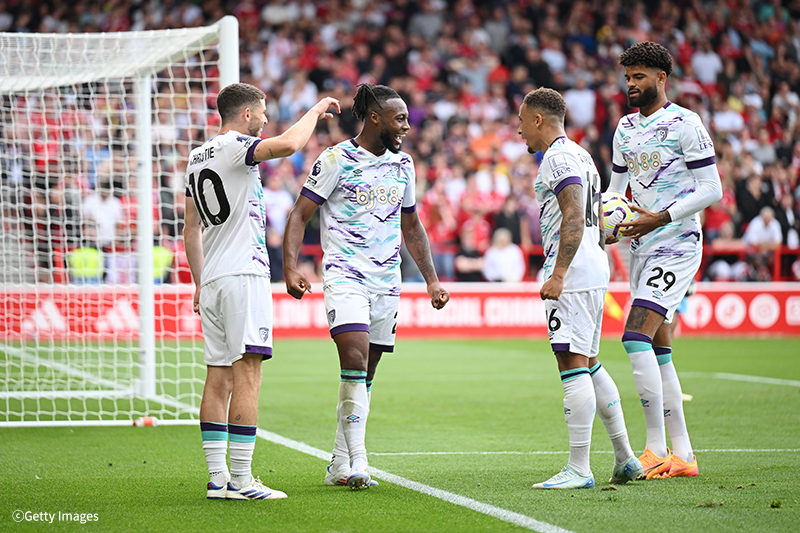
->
[540, 183, 584, 301]
[282, 194, 320, 299]
[401, 211, 449, 309]
[253, 97, 340, 162]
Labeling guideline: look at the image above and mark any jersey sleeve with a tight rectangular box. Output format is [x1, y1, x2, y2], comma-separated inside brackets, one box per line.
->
[542, 149, 583, 195]
[401, 155, 417, 213]
[224, 133, 263, 168]
[680, 113, 716, 169]
[609, 124, 630, 194]
[300, 148, 339, 205]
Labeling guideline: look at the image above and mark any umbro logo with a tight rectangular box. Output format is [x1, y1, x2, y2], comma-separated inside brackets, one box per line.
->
[641, 399, 649, 407]
[345, 414, 360, 424]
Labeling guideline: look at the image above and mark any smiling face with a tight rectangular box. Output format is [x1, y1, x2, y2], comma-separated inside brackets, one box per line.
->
[624, 65, 662, 110]
[246, 99, 268, 137]
[376, 97, 410, 154]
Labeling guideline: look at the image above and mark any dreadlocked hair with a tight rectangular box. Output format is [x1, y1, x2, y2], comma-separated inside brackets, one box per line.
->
[619, 41, 674, 77]
[352, 83, 400, 121]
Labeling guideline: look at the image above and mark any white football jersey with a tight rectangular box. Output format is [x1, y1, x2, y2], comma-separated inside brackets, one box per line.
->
[185, 130, 270, 285]
[612, 101, 716, 256]
[301, 139, 416, 295]
[534, 137, 609, 292]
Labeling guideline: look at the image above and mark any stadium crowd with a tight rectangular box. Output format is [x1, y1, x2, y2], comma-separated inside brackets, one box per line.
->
[2, 0, 800, 283]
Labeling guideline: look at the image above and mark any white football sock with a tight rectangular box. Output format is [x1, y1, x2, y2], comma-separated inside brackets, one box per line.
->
[590, 363, 635, 463]
[623, 333, 667, 458]
[656, 349, 694, 462]
[562, 370, 595, 477]
[339, 380, 370, 472]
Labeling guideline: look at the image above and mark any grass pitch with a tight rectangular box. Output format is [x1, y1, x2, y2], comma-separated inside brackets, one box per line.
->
[2, 337, 800, 532]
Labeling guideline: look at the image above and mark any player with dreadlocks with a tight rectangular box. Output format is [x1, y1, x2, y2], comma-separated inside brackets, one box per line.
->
[283, 83, 450, 489]
[608, 41, 722, 479]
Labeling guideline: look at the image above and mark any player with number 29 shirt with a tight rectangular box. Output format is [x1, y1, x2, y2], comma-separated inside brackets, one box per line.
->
[609, 42, 722, 480]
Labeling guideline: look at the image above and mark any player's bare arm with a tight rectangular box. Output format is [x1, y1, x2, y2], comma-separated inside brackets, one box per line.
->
[282, 194, 320, 299]
[401, 211, 450, 310]
[254, 97, 341, 162]
[618, 205, 670, 239]
[183, 197, 204, 313]
[541, 183, 584, 301]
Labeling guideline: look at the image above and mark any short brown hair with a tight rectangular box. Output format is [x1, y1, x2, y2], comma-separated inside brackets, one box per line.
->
[216, 83, 266, 123]
[523, 88, 566, 122]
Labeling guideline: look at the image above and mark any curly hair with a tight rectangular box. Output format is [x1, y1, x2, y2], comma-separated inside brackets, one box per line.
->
[522, 88, 566, 121]
[352, 83, 401, 121]
[216, 83, 266, 123]
[619, 41, 674, 77]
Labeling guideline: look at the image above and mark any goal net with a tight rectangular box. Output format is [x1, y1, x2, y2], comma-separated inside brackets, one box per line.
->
[0, 17, 239, 426]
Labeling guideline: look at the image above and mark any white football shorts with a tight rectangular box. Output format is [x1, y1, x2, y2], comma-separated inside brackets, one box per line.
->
[629, 252, 701, 323]
[199, 274, 273, 366]
[544, 287, 605, 357]
[324, 283, 399, 352]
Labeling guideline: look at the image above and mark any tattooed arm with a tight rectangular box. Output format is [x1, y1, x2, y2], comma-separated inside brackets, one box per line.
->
[401, 211, 450, 309]
[540, 183, 584, 301]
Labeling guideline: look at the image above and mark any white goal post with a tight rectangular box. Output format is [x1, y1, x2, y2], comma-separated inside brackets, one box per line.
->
[0, 16, 239, 426]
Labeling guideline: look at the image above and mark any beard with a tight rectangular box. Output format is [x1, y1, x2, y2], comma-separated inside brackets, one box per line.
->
[379, 126, 401, 154]
[248, 118, 263, 137]
[628, 84, 658, 109]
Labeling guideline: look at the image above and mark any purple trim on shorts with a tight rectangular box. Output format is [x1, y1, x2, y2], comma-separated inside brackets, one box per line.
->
[330, 323, 370, 337]
[245, 139, 262, 166]
[612, 163, 627, 174]
[631, 298, 668, 317]
[654, 346, 672, 355]
[621, 331, 653, 344]
[370, 343, 394, 353]
[554, 176, 582, 195]
[301, 186, 326, 205]
[401, 204, 417, 214]
[551, 343, 571, 353]
[245, 345, 273, 361]
[185, 187, 192, 198]
[686, 156, 716, 169]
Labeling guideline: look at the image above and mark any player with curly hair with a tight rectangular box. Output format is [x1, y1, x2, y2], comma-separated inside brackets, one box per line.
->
[609, 42, 723, 479]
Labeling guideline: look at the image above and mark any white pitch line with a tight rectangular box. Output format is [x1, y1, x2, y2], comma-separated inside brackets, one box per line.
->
[681, 372, 800, 388]
[256, 429, 574, 533]
[371, 448, 800, 456]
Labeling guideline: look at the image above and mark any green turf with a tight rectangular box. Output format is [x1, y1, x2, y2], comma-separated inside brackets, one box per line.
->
[2, 338, 800, 532]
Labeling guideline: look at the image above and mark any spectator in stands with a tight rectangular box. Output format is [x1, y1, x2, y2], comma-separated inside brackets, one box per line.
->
[744, 205, 784, 280]
[82, 177, 123, 251]
[454, 225, 484, 282]
[481, 228, 525, 282]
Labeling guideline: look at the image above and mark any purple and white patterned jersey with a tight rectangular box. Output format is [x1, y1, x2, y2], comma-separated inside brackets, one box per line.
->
[301, 139, 416, 295]
[534, 137, 609, 292]
[612, 102, 716, 257]
[184, 130, 270, 285]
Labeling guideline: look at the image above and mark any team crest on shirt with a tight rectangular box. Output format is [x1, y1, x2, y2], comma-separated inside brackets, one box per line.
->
[328, 309, 336, 324]
[259, 327, 270, 342]
[656, 127, 669, 142]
